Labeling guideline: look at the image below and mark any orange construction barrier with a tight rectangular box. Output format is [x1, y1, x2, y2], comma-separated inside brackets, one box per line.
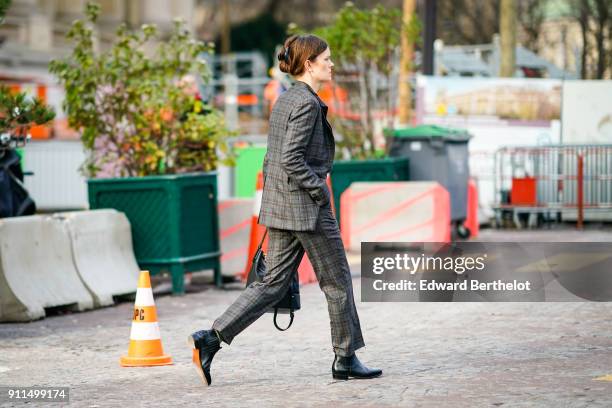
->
[237, 94, 259, 106]
[340, 181, 451, 250]
[7, 83, 51, 139]
[264, 79, 283, 114]
[120, 271, 172, 367]
[464, 178, 479, 238]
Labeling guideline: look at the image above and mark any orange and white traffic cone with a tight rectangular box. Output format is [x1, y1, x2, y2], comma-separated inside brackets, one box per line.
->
[242, 171, 268, 281]
[120, 271, 173, 367]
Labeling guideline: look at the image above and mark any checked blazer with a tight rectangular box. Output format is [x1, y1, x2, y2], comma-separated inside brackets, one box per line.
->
[258, 80, 336, 231]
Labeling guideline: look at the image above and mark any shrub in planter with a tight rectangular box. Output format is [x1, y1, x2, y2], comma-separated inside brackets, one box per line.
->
[49, 2, 236, 293]
[49, 2, 235, 177]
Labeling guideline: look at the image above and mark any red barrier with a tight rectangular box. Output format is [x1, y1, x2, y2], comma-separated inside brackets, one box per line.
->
[577, 154, 584, 229]
[242, 173, 267, 281]
[511, 177, 537, 205]
[464, 178, 479, 238]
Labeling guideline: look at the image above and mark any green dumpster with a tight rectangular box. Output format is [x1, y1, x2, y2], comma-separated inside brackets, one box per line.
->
[330, 157, 410, 225]
[387, 125, 472, 235]
[235, 145, 267, 197]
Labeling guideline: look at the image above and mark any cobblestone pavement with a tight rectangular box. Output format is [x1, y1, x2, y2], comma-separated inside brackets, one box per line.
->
[1, 228, 611, 407]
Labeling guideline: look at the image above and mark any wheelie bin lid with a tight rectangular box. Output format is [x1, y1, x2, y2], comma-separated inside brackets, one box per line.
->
[384, 125, 472, 142]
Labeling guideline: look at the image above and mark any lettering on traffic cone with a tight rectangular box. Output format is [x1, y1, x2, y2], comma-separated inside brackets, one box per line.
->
[243, 171, 268, 281]
[120, 271, 172, 367]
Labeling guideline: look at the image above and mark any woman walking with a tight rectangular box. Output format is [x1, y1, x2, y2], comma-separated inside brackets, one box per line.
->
[188, 34, 382, 386]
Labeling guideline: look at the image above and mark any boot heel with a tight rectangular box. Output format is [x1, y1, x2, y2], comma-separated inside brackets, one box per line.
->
[187, 335, 196, 349]
[332, 371, 349, 380]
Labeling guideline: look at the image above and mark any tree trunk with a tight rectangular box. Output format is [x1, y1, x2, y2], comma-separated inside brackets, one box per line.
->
[358, 56, 370, 157]
[221, 0, 230, 56]
[578, 0, 589, 79]
[387, 51, 395, 133]
[499, 0, 517, 77]
[594, 0, 610, 79]
[365, 62, 375, 155]
[398, 0, 416, 126]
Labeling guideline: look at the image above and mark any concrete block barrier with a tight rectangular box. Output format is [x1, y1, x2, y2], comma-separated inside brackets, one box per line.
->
[218, 198, 253, 278]
[0, 215, 94, 322]
[55, 209, 140, 307]
[340, 181, 451, 251]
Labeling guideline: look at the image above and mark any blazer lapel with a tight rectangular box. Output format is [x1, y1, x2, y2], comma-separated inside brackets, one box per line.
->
[319, 103, 335, 148]
[294, 81, 336, 148]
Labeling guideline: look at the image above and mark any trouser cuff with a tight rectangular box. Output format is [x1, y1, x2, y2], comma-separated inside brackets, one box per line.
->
[211, 322, 232, 345]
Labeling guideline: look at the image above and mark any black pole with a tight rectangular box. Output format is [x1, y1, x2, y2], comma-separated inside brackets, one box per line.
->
[423, 0, 436, 75]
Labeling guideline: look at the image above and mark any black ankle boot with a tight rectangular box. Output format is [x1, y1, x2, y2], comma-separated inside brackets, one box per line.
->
[332, 354, 382, 380]
[188, 329, 221, 386]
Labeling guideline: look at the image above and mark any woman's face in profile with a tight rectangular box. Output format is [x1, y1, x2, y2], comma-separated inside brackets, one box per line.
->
[308, 47, 334, 83]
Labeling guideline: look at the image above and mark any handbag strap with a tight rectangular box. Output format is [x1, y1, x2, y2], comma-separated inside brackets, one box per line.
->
[257, 228, 295, 332]
[273, 308, 294, 331]
[256, 228, 268, 251]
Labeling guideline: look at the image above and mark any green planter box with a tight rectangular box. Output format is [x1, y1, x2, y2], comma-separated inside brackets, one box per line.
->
[88, 172, 221, 294]
[330, 157, 410, 225]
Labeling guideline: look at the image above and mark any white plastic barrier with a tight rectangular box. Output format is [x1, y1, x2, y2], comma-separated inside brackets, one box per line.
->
[340, 181, 451, 251]
[56, 209, 139, 307]
[218, 199, 253, 277]
[0, 215, 94, 322]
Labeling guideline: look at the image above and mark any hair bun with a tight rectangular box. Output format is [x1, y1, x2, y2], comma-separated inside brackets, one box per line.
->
[277, 34, 328, 77]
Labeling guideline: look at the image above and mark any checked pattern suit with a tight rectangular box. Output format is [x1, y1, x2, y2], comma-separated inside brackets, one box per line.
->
[212, 80, 364, 357]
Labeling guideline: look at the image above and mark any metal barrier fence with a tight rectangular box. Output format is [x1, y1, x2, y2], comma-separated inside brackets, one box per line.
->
[493, 145, 612, 228]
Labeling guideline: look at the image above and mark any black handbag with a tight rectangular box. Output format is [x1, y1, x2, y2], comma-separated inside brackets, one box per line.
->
[246, 228, 301, 331]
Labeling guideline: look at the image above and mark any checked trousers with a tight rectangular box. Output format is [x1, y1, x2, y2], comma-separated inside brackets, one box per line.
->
[212, 201, 365, 357]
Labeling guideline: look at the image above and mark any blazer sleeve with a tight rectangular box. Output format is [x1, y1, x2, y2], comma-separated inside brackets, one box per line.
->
[280, 98, 329, 206]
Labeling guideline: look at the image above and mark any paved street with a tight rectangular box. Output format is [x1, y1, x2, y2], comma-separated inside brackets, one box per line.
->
[1, 228, 612, 407]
